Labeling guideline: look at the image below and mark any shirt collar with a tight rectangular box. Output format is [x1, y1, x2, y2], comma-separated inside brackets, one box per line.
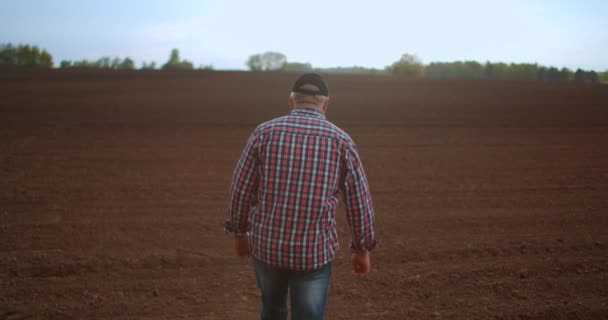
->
[290, 107, 326, 120]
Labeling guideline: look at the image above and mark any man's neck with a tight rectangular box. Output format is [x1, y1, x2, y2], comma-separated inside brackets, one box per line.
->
[295, 105, 324, 114]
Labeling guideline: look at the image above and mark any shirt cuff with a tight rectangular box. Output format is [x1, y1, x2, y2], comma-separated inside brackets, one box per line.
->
[223, 219, 248, 235]
[349, 238, 378, 254]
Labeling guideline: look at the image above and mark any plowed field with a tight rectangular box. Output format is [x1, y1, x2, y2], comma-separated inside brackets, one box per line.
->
[1, 70, 607, 319]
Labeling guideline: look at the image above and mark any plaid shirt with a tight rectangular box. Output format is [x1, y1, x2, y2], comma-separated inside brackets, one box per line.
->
[224, 107, 377, 271]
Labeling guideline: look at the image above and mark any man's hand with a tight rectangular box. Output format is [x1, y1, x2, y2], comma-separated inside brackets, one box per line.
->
[234, 234, 251, 259]
[351, 252, 371, 276]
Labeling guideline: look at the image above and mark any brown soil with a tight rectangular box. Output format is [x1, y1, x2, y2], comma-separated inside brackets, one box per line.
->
[1, 69, 607, 319]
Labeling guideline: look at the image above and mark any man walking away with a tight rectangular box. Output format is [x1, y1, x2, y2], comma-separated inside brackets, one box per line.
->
[224, 73, 377, 320]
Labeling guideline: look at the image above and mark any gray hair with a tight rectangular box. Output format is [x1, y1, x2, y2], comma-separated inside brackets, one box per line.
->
[290, 84, 328, 107]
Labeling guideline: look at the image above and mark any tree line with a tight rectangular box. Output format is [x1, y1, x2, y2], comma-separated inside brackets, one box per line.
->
[247, 51, 606, 84]
[1, 43, 606, 84]
[59, 48, 210, 71]
[1, 43, 211, 71]
[0, 43, 53, 68]
[400, 56, 601, 83]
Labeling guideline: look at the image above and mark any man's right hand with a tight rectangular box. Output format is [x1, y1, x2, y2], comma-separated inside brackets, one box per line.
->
[351, 252, 371, 276]
[234, 234, 251, 259]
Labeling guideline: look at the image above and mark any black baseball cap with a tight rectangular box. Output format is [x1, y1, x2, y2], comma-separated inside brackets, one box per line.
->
[292, 73, 329, 97]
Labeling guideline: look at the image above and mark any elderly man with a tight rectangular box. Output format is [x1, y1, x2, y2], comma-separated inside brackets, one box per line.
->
[224, 73, 377, 320]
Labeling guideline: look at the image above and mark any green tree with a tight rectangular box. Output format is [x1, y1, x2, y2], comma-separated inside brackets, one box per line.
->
[0, 43, 54, 68]
[507, 63, 539, 80]
[0, 43, 17, 65]
[111, 57, 122, 69]
[16, 44, 31, 66]
[587, 71, 599, 84]
[246, 51, 287, 71]
[141, 61, 157, 70]
[488, 62, 510, 80]
[426, 61, 483, 79]
[120, 57, 135, 70]
[574, 69, 585, 82]
[575, 70, 600, 84]
[59, 60, 72, 68]
[536, 67, 547, 81]
[246, 54, 263, 71]
[40, 50, 53, 68]
[282, 62, 313, 72]
[167, 49, 180, 66]
[386, 53, 424, 77]
[28, 46, 41, 67]
[97, 56, 111, 68]
[162, 48, 194, 70]
[315, 66, 384, 74]
[559, 67, 572, 82]
[545, 67, 561, 81]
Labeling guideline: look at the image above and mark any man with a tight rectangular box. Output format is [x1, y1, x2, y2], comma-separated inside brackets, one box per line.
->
[224, 73, 377, 320]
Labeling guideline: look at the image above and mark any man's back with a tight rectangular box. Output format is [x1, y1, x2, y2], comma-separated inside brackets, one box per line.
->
[226, 107, 376, 271]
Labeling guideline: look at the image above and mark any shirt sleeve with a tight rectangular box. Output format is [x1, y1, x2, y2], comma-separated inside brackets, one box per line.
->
[341, 143, 378, 253]
[224, 130, 260, 234]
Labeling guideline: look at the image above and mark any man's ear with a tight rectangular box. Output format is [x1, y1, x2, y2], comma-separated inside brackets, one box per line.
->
[322, 97, 329, 113]
[288, 94, 295, 109]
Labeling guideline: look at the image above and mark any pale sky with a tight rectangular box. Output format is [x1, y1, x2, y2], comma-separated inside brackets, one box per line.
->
[1, 0, 607, 71]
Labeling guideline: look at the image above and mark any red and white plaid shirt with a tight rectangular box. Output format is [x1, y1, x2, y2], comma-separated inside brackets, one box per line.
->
[224, 107, 377, 271]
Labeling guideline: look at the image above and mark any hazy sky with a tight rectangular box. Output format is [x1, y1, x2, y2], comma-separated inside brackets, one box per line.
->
[1, 0, 607, 70]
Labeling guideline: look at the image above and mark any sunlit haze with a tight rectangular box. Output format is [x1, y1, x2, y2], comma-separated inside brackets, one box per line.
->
[1, 0, 606, 70]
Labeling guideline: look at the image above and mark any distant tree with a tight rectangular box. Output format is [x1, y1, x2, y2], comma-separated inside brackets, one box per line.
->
[484, 61, 494, 79]
[141, 61, 157, 70]
[71, 59, 96, 68]
[179, 59, 194, 70]
[587, 71, 599, 84]
[16, 44, 31, 66]
[559, 67, 572, 82]
[544, 67, 561, 81]
[536, 67, 547, 81]
[246, 54, 263, 71]
[162, 48, 194, 70]
[59, 60, 72, 68]
[282, 62, 313, 72]
[574, 69, 585, 82]
[0, 43, 54, 68]
[507, 63, 539, 80]
[167, 49, 180, 66]
[198, 64, 214, 70]
[111, 57, 122, 69]
[60, 56, 138, 70]
[0, 43, 17, 65]
[426, 61, 483, 79]
[463, 61, 485, 78]
[40, 50, 53, 68]
[23, 45, 40, 67]
[119, 57, 135, 70]
[246, 51, 287, 71]
[542, 66, 572, 82]
[575, 69, 600, 84]
[97, 56, 111, 68]
[601, 71, 608, 83]
[313, 66, 385, 74]
[386, 53, 424, 77]
[493, 62, 510, 80]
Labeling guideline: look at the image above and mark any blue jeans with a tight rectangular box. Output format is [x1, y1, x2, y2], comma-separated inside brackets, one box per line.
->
[252, 258, 333, 320]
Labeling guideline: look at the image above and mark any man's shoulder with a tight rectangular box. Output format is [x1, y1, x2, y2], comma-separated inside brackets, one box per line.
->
[255, 115, 353, 143]
[254, 115, 290, 133]
[325, 121, 353, 142]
